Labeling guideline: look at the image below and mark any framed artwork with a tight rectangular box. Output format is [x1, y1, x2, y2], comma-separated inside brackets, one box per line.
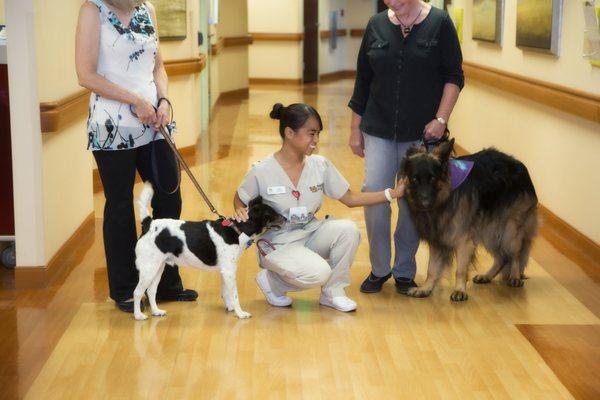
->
[472, 0, 504, 45]
[153, 0, 187, 40]
[516, 0, 563, 55]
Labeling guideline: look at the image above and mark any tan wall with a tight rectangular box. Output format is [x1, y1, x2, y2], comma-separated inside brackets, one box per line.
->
[34, 0, 202, 263]
[450, 0, 600, 243]
[0, 0, 5, 24]
[345, 0, 375, 70]
[248, 0, 302, 80]
[216, 0, 248, 93]
[35, 0, 92, 262]
[319, 0, 348, 75]
[219, 47, 249, 93]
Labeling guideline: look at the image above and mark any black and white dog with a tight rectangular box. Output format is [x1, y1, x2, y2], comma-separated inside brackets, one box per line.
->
[133, 182, 284, 320]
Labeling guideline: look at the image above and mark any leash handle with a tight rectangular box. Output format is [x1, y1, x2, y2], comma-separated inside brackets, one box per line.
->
[418, 127, 450, 152]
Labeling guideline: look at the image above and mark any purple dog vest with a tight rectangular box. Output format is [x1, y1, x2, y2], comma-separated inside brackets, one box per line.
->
[449, 159, 474, 191]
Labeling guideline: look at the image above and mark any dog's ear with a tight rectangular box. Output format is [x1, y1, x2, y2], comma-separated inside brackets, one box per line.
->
[432, 138, 454, 161]
[248, 196, 263, 208]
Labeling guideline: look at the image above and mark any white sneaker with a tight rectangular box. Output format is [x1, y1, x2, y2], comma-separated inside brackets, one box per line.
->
[319, 294, 357, 312]
[256, 270, 293, 307]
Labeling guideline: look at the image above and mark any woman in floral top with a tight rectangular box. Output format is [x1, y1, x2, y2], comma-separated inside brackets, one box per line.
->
[75, 0, 197, 313]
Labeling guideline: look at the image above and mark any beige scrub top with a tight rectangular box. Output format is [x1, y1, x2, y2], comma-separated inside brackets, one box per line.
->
[237, 154, 350, 244]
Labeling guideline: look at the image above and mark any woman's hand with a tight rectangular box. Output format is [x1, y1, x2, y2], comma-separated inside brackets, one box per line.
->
[155, 101, 170, 130]
[132, 97, 157, 126]
[423, 118, 446, 140]
[390, 177, 407, 199]
[233, 207, 249, 223]
[349, 127, 365, 158]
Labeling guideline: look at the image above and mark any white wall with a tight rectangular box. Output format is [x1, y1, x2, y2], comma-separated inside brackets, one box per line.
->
[450, 0, 600, 242]
[345, 0, 376, 70]
[319, 0, 348, 75]
[248, 0, 303, 80]
[217, 0, 249, 93]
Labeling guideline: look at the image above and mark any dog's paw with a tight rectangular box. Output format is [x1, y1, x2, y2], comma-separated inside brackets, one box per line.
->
[235, 310, 252, 319]
[134, 313, 148, 321]
[450, 291, 469, 302]
[406, 287, 432, 298]
[473, 275, 491, 284]
[507, 278, 524, 287]
[152, 309, 167, 317]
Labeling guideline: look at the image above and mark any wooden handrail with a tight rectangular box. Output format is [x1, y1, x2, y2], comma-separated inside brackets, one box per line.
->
[320, 29, 348, 39]
[223, 35, 253, 47]
[463, 61, 600, 124]
[40, 56, 207, 133]
[210, 38, 225, 56]
[250, 32, 304, 42]
[349, 29, 365, 37]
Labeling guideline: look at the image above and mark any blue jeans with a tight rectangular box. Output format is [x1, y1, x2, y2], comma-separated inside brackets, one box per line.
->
[361, 133, 420, 279]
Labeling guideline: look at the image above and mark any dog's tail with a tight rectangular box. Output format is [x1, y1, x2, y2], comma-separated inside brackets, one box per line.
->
[138, 181, 154, 235]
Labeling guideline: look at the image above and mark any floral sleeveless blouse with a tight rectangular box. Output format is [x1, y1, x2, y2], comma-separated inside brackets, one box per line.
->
[86, 0, 162, 151]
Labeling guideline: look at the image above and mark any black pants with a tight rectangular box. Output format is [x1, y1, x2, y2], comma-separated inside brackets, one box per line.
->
[93, 139, 184, 302]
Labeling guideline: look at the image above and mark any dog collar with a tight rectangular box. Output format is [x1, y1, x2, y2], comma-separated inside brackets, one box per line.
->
[221, 218, 243, 235]
[222, 219, 254, 248]
[449, 159, 474, 191]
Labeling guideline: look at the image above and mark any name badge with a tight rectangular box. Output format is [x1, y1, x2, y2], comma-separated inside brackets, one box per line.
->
[267, 186, 286, 195]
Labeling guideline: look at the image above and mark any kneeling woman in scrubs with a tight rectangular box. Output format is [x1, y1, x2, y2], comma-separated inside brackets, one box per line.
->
[234, 103, 405, 312]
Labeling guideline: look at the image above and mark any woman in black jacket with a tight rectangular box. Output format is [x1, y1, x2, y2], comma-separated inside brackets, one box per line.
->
[348, 0, 464, 295]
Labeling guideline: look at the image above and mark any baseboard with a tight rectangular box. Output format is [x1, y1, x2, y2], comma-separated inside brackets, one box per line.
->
[249, 78, 302, 86]
[0, 212, 95, 290]
[92, 144, 198, 194]
[319, 70, 356, 82]
[218, 88, 249, 102]
[453, 143, 599, 273]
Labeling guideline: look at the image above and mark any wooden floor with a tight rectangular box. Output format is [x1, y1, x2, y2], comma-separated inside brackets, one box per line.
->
[1, 80, 599, 399]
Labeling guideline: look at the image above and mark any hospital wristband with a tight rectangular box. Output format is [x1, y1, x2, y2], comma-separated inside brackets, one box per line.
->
[384, 188, 393, 203]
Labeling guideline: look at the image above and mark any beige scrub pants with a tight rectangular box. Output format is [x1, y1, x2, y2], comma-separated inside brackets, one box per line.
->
[261, 219, 361, 298]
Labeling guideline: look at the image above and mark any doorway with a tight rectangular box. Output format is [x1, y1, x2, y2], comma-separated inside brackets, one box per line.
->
[303, 0, 318, 83]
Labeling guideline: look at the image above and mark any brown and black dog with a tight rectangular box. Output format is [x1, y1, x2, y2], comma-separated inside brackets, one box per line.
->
[401, 138, 538, 301]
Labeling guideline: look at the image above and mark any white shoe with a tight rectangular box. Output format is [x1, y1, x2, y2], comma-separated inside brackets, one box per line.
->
[319, 294, 357, 312]
[256, 270, 293, 307]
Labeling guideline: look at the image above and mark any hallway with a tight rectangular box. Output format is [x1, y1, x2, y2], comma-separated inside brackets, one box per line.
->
[1, 79, 599, 399]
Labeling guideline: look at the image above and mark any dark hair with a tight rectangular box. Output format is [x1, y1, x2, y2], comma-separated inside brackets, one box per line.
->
[269, 103, 323, 139]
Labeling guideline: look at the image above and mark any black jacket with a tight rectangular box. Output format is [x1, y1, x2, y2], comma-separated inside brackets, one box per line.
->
[348, 7, 464, 142]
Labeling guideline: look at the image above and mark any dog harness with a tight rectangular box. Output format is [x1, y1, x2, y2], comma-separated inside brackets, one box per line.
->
[449, 159, 474, 191]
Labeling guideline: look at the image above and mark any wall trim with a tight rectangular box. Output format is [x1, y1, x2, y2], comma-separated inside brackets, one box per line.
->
[320, 29, 348, 39]
[40, 56, 207, 133]
[250, 32, 304, 42]
[249, 78, 303, 85]
[454, 143, 599, 273]
[463, 61, 600, 124]
[320, 70, 356, 82]
[223, 35, 253, 47]
[40, 89, 90, 133]
[210, 38, 225, 56]
[164, 55, 207, 76]
[0, 212, 95, 290]
[349, 29, 365, 37]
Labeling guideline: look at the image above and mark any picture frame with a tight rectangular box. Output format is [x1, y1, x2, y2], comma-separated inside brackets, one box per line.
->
[153, 0, 187, 40]
[472, 0, 504, 45]
[516, 0, 563, 55]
